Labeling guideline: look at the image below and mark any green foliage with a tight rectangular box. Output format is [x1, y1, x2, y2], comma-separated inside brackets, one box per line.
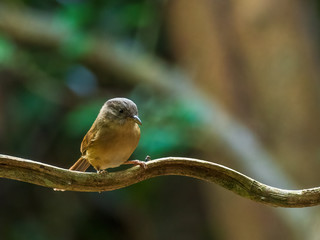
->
[120, 3, 153, 28]
[64, 100, 102, 138]
[134, 96, 202, 158]
[59, 32, 93, 59]
[0, 35, 15, 65]
[55, 3, 95, 30]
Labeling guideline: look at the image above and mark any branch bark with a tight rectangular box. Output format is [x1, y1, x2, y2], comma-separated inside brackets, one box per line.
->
[0, 154, 319, 208]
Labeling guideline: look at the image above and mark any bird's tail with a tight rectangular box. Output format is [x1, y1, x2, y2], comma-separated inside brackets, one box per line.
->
[69, 157, 90, 172]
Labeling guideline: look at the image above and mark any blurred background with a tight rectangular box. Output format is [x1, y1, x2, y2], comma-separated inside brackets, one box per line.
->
[1, 0, 320, 239]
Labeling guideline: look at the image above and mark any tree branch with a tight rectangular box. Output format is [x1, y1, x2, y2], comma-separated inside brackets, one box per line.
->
[0, 154, 319, 208]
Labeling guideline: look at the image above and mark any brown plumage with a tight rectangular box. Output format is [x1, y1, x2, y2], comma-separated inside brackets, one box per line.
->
[69, 157, 91, 172]
[69, 98, 145, 173]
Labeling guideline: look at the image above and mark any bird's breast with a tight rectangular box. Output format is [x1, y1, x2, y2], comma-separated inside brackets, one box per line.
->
[86, 121, 140, 170]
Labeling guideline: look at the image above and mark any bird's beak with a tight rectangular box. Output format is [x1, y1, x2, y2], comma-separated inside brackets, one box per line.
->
[132, 115, 142, 125]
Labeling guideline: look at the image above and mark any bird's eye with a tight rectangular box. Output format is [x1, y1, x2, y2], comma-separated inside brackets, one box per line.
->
[119, 109, 124, 113]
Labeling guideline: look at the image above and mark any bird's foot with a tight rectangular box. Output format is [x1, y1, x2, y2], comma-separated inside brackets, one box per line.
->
[97, 169, 107, 174]
[125, 160, 147, 169]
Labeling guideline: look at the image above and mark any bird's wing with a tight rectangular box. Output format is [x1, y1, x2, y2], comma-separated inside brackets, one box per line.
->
[80, 121, 99, 154]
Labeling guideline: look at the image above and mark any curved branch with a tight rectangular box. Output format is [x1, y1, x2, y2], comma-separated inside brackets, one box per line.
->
[0, 154, 319, 208]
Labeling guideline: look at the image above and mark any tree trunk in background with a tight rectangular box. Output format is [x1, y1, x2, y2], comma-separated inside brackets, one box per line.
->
[166, 0, 320, 239]
[230, 0, 320, 185]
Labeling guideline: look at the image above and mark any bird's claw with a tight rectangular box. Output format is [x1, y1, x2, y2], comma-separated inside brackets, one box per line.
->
[125, 160, 147, 169]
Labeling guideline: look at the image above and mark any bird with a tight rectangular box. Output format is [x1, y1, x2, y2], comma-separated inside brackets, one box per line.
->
[69, 97, 146, 173]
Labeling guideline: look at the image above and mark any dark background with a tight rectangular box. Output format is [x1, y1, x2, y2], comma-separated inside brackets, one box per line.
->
[1, 0, 320, 239]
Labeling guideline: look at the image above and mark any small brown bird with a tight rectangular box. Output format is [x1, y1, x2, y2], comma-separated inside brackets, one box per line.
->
[69, 97, 146, 173]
